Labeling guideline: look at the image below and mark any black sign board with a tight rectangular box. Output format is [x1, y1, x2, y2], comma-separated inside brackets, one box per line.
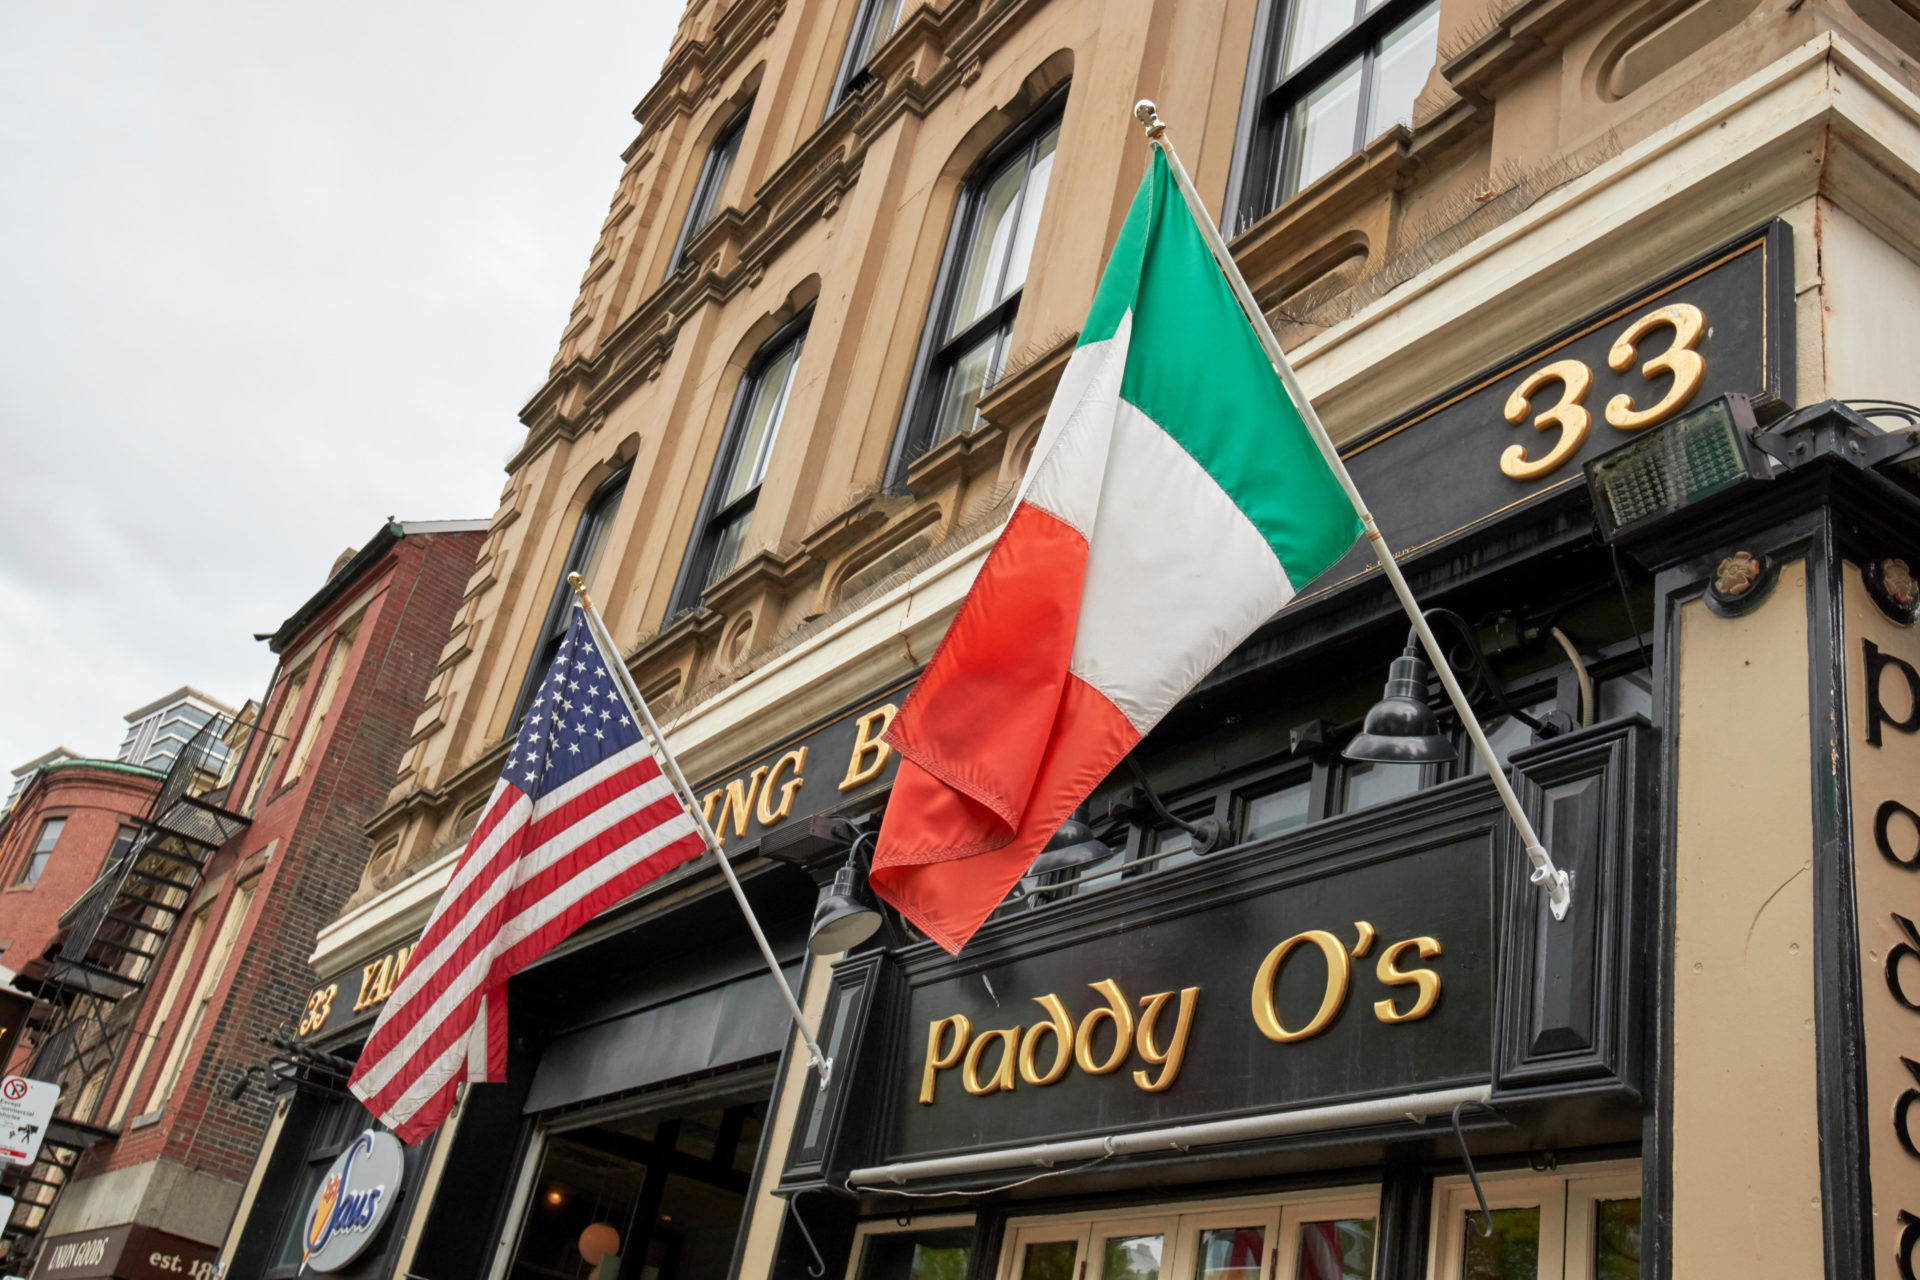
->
[688, 681, 909, 857]
[781, 722, 1651, 1193]
[1299, 222, 1792, 604]
[296, 682, 911, 1041]
[296, 936, 420, 1043]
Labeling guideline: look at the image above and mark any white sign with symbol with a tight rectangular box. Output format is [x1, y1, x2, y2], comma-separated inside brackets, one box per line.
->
[0, 1077, 59, 1166]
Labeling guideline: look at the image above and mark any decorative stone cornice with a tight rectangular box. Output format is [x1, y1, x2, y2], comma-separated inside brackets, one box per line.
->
[508, 0, 1051, 470]
[634, 0, 789, 132]
[1441, 0, 1624, 105]
[977, 330, 1075, 430]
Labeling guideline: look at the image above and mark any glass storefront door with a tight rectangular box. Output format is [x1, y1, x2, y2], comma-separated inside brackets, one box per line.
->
[502, 1088, 768, 1280]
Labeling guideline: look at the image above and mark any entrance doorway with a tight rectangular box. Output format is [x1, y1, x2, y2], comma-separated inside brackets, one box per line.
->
[505, 1082, 769, 1280]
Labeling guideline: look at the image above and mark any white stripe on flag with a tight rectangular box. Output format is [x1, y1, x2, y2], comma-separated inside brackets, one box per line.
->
[364, 812, 700, 1125]
[352, 767, 690, 1101]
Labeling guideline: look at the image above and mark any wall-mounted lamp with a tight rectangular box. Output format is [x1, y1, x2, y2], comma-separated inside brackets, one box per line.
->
[1114, 756, 1225, 853]
[1343, 642, 1454, 764]
[807, 832, 882, 955]
[1027, 819, 1113, 877]
[1345, 610, 1561, 765]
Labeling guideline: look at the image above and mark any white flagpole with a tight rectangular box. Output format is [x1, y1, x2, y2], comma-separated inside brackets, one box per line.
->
[567, 573, 834, 1080]
[1132, 101, 1572, 920]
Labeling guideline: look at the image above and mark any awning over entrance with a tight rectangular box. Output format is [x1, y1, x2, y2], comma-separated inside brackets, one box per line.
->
[525, 963, 803, 1113]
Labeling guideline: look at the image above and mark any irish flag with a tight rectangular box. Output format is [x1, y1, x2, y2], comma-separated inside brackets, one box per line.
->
[871, 149, 1362, 953]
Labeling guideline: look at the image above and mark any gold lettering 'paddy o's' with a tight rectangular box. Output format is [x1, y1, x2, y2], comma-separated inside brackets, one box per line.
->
[917, 923, 1445, 1105]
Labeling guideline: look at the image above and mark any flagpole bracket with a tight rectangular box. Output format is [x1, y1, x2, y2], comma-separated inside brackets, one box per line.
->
[814, 1054, 834, 1090]
[1534, 861, 1573, 921]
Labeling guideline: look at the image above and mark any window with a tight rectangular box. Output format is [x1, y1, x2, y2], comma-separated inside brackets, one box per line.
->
[1428, 1162, 1640, 1280]
[17, 817, 64, 886]
[1230, 0, 1439, 231]
[502, 1097, 769, 1280]
[996, 1188, 1379, 1280]
[670, 317, 808, 610]
[510, 469, 629, 728]
[667, 103, 750, 275]
[282, 625, 356, 785]
[847, 1219, 973, 1280]
[1338, 759, 1422, 813]
[1244, 778, 1312, 841]
[828, 0, 906, 110]
[243, 667, 308, 814]
[894, 106, 1060, 469]
[107, 824, 140, 864]
[144, 879, 255, 1114]
[112, 908, 207, 1127]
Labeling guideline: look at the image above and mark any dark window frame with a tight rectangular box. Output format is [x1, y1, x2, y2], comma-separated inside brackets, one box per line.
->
[510, 468, 632, 729]
[107, 824, 141, 864]
[667, 102, 753, 276]
[17, 815, 65, 886]
[884, 90, 1067, 487]
[668, 309, 814, 614]
[826, 0, 905, 113]
[1225, 0, 1439, 236]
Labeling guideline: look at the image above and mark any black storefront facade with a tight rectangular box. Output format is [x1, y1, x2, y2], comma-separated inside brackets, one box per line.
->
[219, 688, 910, 1280]
[757, 219, 1920, 1280]
[224, 217, 1920, 1280]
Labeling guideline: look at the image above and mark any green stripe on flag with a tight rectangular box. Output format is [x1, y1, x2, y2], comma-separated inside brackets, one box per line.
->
[1083, 151, 1360, 588]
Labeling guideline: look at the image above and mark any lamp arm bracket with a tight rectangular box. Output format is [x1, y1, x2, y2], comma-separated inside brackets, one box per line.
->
[1414, 610, 1546, 733]
[1122, 755, 1222, 852]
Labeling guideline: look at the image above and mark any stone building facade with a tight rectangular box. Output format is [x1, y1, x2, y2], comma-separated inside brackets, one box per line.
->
[231, 4, 1920, 1280]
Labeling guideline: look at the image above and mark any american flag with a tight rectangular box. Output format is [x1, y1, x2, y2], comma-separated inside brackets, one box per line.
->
[349, 603, 706, 1142]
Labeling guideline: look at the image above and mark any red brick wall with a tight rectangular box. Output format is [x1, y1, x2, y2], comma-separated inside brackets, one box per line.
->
[78, 528, 484, 1183]
[0, 766, 161, 978]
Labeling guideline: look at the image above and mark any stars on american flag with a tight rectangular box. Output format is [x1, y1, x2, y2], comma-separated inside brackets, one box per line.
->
[510, 606, 647, 797]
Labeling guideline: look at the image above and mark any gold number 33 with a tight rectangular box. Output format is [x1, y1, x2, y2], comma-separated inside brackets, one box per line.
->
[1501, 302, 1707, 480]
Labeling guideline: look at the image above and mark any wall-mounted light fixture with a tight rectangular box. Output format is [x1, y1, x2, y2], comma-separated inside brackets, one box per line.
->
[1345, 609, 1562, 765]
[1027, 819, 1113, 877]
[1583, 393, 1771, 542]
[807, 831, 882, 956]
[1343, 641, 1454, 764]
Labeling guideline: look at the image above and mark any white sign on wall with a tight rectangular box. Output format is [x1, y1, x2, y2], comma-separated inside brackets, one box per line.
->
[0, 1077, 58, 1166]
[301, 1130, 404, 1272]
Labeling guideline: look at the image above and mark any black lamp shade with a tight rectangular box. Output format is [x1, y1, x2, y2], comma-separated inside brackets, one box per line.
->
[1027, 819, 1112, 876]
[1344, 651, 1455, 764]
[808, 862, 882, 954]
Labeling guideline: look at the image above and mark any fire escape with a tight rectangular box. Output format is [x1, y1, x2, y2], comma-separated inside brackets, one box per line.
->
[3, 716, 250, 1253]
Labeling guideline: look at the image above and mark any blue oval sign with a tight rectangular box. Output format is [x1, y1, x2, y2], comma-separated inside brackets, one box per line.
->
[302, 1129, 403, 1272]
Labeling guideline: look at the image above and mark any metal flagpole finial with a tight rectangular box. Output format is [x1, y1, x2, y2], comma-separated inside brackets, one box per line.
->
[1134, 99, 1166, 140]
[565, 572, 593, 610]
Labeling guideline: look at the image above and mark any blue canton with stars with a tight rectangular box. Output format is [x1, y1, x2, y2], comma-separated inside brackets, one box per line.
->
[511, 606, 644, 798]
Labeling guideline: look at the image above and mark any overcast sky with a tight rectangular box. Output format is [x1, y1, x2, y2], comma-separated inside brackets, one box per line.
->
[0, 2, 674, 772]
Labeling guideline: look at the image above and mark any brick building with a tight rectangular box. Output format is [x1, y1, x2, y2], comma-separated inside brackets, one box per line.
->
[0, 762, 162, 982]
[11, 520, 485, 1273]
